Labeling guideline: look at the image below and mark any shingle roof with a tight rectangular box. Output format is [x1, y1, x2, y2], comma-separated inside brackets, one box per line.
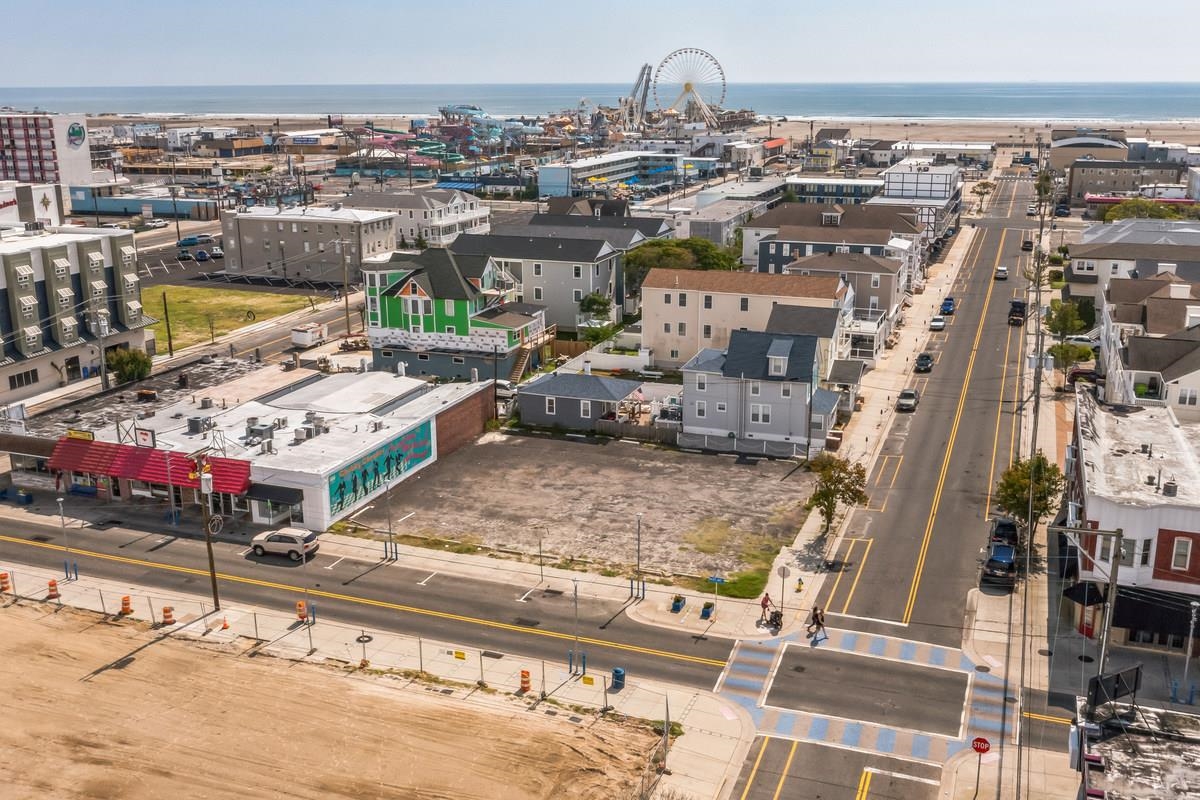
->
[788, 251, 901, 275]
[339, 188, 472, 211]
[681, 347, 726, 374]
[812, 387, 841, 418]
[641, 268, 844, 300]
[452, 234, 614, 263]
[773, 224, 893, 246]
[526, 213, 670, 239]
[377, 249, 478, 301]
[1071, 242, 1200, 262]
[545, 197, 630, 217]
[1125, 327, 1200, 381]
[827, 359, 866, 385]
[721, 330, 818, 382]
[747, 203, 923, 235]
[765, 305, 841, 338]
[519, 373, 643, 402]
[474, 303, 543, 329]
[491, 223, 643, 250]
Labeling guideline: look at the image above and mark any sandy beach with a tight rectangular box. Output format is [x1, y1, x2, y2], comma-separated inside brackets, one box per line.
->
[90, 112, 1200, 146]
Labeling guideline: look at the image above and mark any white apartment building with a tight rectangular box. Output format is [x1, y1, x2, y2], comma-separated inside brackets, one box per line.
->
[220, 205, 398, 284]
[340, 189, 489, 247]
[640, 268, 851, 369]
[0, 113, 97, 188]
[866, 158, 963, 239]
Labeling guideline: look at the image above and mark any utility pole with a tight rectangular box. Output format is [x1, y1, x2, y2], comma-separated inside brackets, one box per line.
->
[1096, 529, 1124, 674]
[161, 291, 174, 357]
[195, 459, 221, 612]
[1184, 601, 1200, 698]
[635, 513, 642, 588]
[92, 309, 111, 391]
[169, 156, 182, 243]
[341, 240, 352, 335]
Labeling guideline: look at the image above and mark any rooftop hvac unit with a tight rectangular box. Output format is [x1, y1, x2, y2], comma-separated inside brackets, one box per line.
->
[249, 423, 273, 440]
[246, 416, 259, 428]
[260, 440, 274, 455]
[187, 416, 207, 435]
[200, 397, 214, 409]
[1162, 480, 1178, 497]
[294, 427, 311, 443]
[274, 417, 288, 429]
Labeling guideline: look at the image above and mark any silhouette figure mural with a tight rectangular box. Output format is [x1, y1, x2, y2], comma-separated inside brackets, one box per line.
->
[328, 420, 433, 514]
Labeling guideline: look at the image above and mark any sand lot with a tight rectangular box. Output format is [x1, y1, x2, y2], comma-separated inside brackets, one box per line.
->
[354, 433, 811, 578]
[0, 603, 654, 800]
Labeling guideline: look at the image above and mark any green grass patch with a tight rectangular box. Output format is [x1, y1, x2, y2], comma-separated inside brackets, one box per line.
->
[152, 286, 313, 350]
[684, 518, 733, 555]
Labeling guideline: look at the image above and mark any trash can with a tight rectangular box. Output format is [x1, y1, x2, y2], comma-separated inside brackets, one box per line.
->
[611, 667, 626, 691]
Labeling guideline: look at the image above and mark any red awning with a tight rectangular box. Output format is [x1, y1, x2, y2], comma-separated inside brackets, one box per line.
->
[764, 138, 788, 149]
[49, 438, 251, 495]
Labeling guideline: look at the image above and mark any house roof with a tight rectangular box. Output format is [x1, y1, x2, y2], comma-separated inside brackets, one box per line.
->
[765, 305, 841, 338]
[773, 224, 893, 246]
[641, 268, 844, 300]
[1080, 218, 1200, 247]
[747, 202, 923, 235]
[491, 223, 643, 250]
[339, 188, 474, 211]
[526, 213, 670, 239]
[828, 359, 866, 385]
[474, 303, 544, 329]
[812, 387, 841, 418]
[681, 347, 726, 374]
[1069, 159, 1182, 172]
[1124, 326, 1200, 381]
[721, 330, 818, 382]
[787, 251, 901, 275]
[378, 249, 479, 301]
[451, 233, 615, 263]
[815, 128, 851, 141]
[545, 197, 630, 217]
[1071, 242, 1200, 262]
[519, 372, 643, 402]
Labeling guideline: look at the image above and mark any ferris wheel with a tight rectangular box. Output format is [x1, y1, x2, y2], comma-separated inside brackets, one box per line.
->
[652, 48, 726, 128]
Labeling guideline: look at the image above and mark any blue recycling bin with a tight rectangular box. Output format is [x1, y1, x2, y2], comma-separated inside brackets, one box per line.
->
[611, 667, 626, 691]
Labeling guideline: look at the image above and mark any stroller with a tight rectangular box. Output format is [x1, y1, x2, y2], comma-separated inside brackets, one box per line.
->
[768, 609, 783, 629]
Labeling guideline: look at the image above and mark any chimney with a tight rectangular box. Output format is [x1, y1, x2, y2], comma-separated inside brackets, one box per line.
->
[396, 361, 407, 377]
[470, 368, 479, 382]
[1167, 282, 1190, 299]
[583, 360, 592, 375]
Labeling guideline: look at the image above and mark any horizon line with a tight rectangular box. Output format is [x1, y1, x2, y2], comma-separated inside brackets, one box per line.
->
[5, 80, 1200, 90]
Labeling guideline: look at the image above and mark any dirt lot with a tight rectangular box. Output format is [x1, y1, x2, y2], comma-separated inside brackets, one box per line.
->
[0, 603, 654, 800]
[357, 433, 812, 579]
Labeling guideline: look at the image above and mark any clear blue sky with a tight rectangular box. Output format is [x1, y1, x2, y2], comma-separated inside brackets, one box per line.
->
[5, 0, 1199, 86]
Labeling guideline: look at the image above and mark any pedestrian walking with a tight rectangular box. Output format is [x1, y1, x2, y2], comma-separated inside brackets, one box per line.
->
[812, 605, 827, 641]
[760, 593, 772, 622]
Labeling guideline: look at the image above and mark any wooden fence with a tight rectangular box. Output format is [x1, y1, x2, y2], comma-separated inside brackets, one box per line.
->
[595, 420, 678, 444]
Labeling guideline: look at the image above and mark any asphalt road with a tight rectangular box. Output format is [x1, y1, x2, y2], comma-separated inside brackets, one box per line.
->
[0, 517, 730, 689]
[730, 739, 941, 800]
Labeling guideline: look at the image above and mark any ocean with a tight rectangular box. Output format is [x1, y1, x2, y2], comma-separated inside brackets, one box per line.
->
[2, 83, 1199, 121]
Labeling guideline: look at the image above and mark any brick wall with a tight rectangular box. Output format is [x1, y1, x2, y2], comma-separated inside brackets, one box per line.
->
[434, 386, 491, 459]
[1152, 529, 1200, 586]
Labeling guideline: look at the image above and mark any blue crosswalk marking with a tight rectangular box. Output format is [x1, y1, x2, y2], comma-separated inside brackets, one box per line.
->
[929, 647, 946, 666]
[842, 723, 863, 747]
[900, 642, 917, 661]
[869, 636, 887, 656]
[808, 717, 830, 741]
[912, 735, 931, 760]
[875, 728, 897, 753]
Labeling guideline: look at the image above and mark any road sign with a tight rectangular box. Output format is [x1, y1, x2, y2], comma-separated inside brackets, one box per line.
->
[206, 515, 223, 535]
[777, 565, 791, 579]
[972, 737, 991, 754]
[708, 576, 726, 584]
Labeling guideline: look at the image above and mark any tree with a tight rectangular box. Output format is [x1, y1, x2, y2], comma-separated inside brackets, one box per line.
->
[970, 181, 996, 212]
[780, 188, 798, 204]
[1104, 197, 1181, 222]
[578, 291, 612, 317]
[994, 452, 1064, 529]
[414, 233, 428, 250]
[579, 324, 616, 344]
[1046, 301, 1090, 374]
[107, 348, 152, 384]
[624, 238, 739, 293]
[804, 453, 868, 533]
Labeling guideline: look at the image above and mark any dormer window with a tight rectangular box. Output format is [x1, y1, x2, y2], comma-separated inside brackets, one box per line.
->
[769, 357, 786, 376]
[822, 211, 842, 226]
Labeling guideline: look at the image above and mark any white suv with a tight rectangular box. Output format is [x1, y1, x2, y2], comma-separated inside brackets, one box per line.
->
[251, 527, 319, 561]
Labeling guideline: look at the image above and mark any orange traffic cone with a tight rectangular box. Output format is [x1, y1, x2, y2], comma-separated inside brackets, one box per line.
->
[47, 579, 60, 599]
[221, 616, 229, 630]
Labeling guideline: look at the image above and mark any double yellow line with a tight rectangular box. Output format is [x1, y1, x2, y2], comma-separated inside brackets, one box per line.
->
[902, 229, 1007, 624]
[0, 533, 726, 668]
[855, 768, 873, 799]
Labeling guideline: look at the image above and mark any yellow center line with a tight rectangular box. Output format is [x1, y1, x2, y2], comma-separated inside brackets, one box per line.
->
[1023, 711, 1072, 725]
[0, 533, 726, 668]
[855, 768, 873, 800]
[903, 229, 1007, 624]
[840, 537, 873, 615]
[771, 740, 798, 800]
[825, 538, 858, 609]
[738, 737, 771, 800]
[984, 304, 1016, 520]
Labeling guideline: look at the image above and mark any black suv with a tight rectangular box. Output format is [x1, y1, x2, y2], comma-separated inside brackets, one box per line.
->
[990, 517, 1019, 548]
[982, 542, 1017, 586]
[914, 352, 934, 373]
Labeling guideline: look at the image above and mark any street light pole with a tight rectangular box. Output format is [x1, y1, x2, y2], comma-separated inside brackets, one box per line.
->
[56, 496, 71, 577]
[635, 512, 643, 590]
[1185, 601, 1200, 698]
[572, 578, 581, 675]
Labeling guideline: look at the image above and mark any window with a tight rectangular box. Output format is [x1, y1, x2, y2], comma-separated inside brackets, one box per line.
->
[781, 385, 792, 398]
[8, 368, 38, 390]
[1099, 537, 1113, 563]
[444, 299, 455, 315]
[545, 397, 556, 416]
[750, 404, 771, 424]
[670, 349, 679, 360]
[409, 283, 418, 295]
[1119, 539, 1135, 568]
[533, 262, 542, 277]
[703, 295, 712, 309]
[422, 299, 432, 315]
[678, 293, 686, 307]
[573, 289, 583, 302]
[664, 292, 672, 304]
[533, 287, 543, 301]
[380, 350, 393, 358]
[769, 356, 785, 376]
[594, 264, 600, 277]
[417, 353, 430, 361]
[696, 374, 706, 392]
[703, 324, 712, 338]
[871, 274, 881, 288]
[1172, 538, 1191, 570]
[1179, 387, 1198, 407]
[580, 400, 591, 418]
[677, 322, 686, 336]
[716, 402, 726, 413]
[1140, 540, 1152, 567]
[740, 297, 749, 312]
[695, 400, 706, 418]
[573, 265, 582, 279]
[749, 381, 761, 396]
[663, 322, 671, 333]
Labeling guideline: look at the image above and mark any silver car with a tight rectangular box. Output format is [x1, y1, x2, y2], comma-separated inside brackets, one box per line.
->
[251, 527, 319, 561]
[895, 389, 920, 412]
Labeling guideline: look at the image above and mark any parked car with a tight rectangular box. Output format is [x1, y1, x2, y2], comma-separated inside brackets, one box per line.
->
[1064, 335, 1096, 348]
[195, 249, 210, 262]
[101, 222, 125, 229]
[1054, 207, 1070, 217]
[1021, 237, 1034, 251]
[914, 352, 934, 373]
[251, 527, 320, 561]
[145, 218, 169, 229]
[1026, 206, 1037, 217]
[176, 236, 199, 247]
[196, 234, 216, 244]
[1068, 367, 1100, 385]
[176, 250, 194, 261]
[990, 517, 1020, 548]
[210, 246, 224, 259]
[981, 541, 1017, 586]
[930, 315, 947, 331]
[940, 297, 956, 315]
[494, 379, 515, 399]
[994, 266, 1009, 280]
[895, 388, 920, 412]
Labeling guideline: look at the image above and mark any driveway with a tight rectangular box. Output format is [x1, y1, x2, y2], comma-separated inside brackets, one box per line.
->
[354, 433, 813, 577]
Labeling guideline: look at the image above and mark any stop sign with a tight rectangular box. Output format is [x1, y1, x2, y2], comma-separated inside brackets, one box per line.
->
[972, 737, 991, 754]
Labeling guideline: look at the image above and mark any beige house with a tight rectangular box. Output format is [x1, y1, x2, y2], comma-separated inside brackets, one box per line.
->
[640, 269, 850, 369]
[1066, 160, 1183, 206]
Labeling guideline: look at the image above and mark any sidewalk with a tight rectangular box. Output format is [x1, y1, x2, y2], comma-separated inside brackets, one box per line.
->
[0, 558, 754, 800]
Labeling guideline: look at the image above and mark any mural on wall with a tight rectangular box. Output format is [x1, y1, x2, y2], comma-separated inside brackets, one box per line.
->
[328, 420, 433, 514]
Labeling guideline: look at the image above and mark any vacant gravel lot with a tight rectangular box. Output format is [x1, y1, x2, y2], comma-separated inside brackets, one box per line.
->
[354, 433, 813, 578]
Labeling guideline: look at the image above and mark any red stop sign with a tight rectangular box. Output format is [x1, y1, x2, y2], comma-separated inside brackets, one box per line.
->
[972, 737, 990, 754]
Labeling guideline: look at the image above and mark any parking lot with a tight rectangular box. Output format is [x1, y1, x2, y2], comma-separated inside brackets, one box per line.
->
[354, 433, 813, 578]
